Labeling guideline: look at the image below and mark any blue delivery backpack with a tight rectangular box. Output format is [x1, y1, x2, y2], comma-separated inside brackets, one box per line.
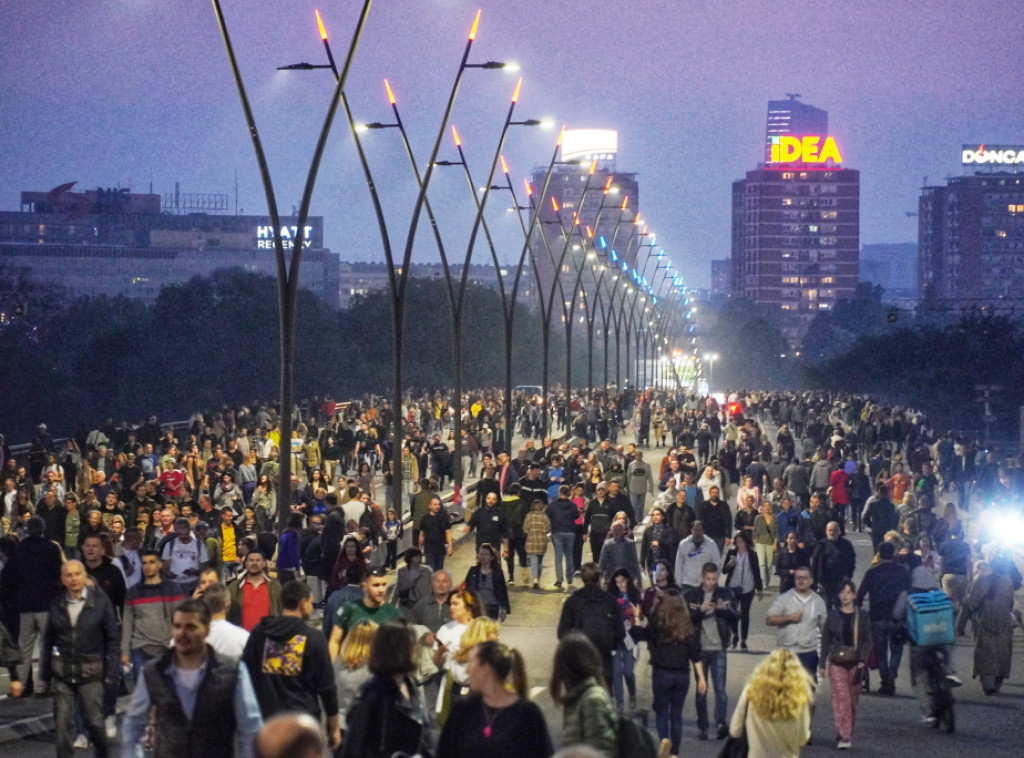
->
[905, 590, 955, 646]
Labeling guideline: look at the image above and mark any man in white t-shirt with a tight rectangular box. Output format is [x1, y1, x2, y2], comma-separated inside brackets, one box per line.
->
[161, 518, 209, 594]
[200, 582, 250, 660]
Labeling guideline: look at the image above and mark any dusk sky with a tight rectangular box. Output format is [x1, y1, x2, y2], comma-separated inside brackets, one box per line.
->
[3, 1, 1021, 288]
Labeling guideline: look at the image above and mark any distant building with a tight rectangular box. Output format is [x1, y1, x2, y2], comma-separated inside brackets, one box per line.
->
[918, 154, 1024, 310]
[0, 185, 339, 307]
[529, 129, 641, 329]
[859, 243, 917, 302]
[336, 261, 505, 310]
[765, 96, 829, 164]
[710, 259, 731, 295]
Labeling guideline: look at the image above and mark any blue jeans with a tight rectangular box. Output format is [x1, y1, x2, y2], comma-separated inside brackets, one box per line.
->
[696, 650, 728, 730]
[630, 493, 646, 524]
[611, 643, 636, 707]
[652, 666, 690, 754]
[551, 532, 575, 584]
[871, 618, 904, 682]
[528, 554, 544, 583]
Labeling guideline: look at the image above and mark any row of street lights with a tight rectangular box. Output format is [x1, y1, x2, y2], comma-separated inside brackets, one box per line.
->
[212, 5, 694, 523]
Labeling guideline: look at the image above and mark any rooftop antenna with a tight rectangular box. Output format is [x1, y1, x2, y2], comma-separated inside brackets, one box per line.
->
[785, 93, 802, 101]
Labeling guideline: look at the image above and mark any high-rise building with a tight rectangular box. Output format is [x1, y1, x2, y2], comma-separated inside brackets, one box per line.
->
[918, 146, 1024, 308]
[710, 259, 731, 296]
[529, 129, 641, 323]
[732, 99, 859, 343]
[765, 96, 829, 164]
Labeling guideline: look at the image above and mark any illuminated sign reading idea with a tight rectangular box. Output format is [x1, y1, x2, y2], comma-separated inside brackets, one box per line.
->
[769, 135, 843, 165]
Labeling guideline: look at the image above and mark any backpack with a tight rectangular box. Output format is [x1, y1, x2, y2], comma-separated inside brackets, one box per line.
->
[616, 711, 659, 758]
[301, 535, 328, 577]
[574, 594, 619, 653]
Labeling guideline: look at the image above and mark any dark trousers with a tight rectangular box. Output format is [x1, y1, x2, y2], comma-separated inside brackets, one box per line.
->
[505, 533, 527, 578]
[871, 619, 905, 684]
[385, 541, 399, 570]
[729, 590, 755, 643]
[652, 666, 690, 755]
[54, 680, 108, 758]
[796, 650, 820, 683]
[424, 548, 446, 571]
[590, 532, 607, 563]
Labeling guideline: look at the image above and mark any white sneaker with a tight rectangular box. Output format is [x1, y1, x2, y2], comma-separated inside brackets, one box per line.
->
[837, 740, 852, 749]
[105, 715, 117, 739]
[73, 734, 90, 749]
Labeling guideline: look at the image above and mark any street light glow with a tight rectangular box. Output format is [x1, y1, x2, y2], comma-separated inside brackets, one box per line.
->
[315, 9, 328, 40]
[511, 77, 522, 103]
[468, 9, 481, 40]
[384, 78, 396, 105]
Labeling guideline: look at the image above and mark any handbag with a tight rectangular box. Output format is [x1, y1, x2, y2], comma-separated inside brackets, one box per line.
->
[831, 610, 860, 667]
[718, 702, 749, 758]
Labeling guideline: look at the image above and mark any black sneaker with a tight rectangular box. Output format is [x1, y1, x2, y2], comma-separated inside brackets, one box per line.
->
[698, 729, 708, 741]
[716, 724, 729, 740]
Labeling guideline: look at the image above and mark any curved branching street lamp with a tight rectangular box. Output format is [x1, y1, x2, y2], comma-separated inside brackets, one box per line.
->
[210, 0, 372, 530]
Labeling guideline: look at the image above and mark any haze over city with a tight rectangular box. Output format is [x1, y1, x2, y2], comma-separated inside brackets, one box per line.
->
[2, 0, 1021, 287]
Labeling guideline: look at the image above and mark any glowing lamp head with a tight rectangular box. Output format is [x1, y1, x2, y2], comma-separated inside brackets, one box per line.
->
[384, 79, 396, 105]
[551, 197, 559, 212]
[511, 77, 522, 103]
[500, 155, 509, 175]
[524, 179, 533, 196]
[315, 9, 328, 40]
[451, 125, 462, 147]
[468, 9, 481, 41]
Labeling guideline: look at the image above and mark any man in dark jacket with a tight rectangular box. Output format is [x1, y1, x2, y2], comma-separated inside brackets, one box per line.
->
[696, 486, 732, 555]
[557, 562, 624, 687]
[685, 563, 737, 740]
[82, 534, 127, 617]
[8, 516, 64, 693]
[812, 521, 857, 609]
[242, 581, 340, 747]
[862, 484, 898, 553]
[40, 560, 120, 758]
[856, 541, 910, 695]
[583, 484, 615, 562]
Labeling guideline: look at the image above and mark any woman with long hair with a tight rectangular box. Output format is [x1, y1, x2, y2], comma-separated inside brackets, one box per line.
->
[607, 569, 642, 711]
[729, 648, 813, 757]
[434, 590, 483, 718]
[334, 620, 377, 733]
[340, 619, 429, 758]
[641, 560, 679, 618]
[357, 460, 375, 501]
[549, 633, 617, 755]
[463, 543, 510, 621]
[724, 531, 763, 650]
[631, 591, 707, 755]
[330, 535, 368, 592]
[437, 640, 553, 757]
[818, 580, 871, 749]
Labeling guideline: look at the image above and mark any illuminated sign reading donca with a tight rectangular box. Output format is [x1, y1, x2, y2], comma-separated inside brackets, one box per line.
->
[769, 135, 843, 165]
[256, 225, 314, 249]
[962, 145, 1024, 165]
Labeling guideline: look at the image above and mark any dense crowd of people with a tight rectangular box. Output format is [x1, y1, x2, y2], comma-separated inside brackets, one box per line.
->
[0, 386, 1020, 757]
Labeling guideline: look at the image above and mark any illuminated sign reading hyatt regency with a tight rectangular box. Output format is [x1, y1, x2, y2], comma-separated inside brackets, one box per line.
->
[769, 135, 843, 165]
[962, 145, 1024, 165]
[255, 225, 314, 249]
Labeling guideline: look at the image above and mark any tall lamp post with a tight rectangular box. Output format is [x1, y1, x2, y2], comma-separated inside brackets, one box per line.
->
[211, 0, 372, 530]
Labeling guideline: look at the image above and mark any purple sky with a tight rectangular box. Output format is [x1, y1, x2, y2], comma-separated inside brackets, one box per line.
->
[3, 1, 1021, 288]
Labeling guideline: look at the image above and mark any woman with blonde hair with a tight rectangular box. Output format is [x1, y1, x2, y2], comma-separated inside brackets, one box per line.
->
[729, 648, 813, 757]
[334, 620, 377, 732]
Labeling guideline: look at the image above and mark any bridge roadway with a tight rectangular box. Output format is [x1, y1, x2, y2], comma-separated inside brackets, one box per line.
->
[3, 422, 1024, 756]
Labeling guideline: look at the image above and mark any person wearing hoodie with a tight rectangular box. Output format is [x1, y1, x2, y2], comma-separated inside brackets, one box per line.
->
[242, 580, 340, 749]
